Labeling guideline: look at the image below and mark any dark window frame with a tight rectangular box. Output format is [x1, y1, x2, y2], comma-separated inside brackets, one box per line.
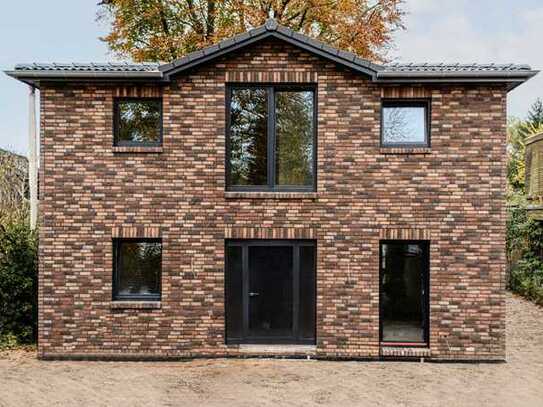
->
[380, 99, 431, 148]
[113, 97, 163, 147]
[225, 84, 318, 192]
[379, 239, 430, 346]
[225, 239, 317, 345]
[112, 238, 162, 301]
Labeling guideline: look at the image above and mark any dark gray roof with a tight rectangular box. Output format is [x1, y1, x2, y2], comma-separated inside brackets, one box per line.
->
[383, 63, 533, 73]
[7, 62, 162, 83]
[14, 62, 160, 72]
[157, 18, 383, 79]
[5, 19, 538, 90]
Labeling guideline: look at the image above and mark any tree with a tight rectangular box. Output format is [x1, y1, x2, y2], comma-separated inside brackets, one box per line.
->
[527, 98, 543, 129]
[507, 100, 543, 194]
[0, 151, 37, 347]
[98, 0, 405, 63]
[0, 149, 28, 214]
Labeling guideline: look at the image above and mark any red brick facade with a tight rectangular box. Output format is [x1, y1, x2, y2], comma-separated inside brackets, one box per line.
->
[38, 38, 507, 361]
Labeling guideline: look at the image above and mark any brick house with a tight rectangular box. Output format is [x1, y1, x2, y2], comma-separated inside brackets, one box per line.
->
[6, 19, 537, 361]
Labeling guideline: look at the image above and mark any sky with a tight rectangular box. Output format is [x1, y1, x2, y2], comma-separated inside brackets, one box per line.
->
[1, 0, 542, 155]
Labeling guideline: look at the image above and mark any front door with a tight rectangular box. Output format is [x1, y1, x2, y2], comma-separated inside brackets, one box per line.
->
[226, 240, 316, 344]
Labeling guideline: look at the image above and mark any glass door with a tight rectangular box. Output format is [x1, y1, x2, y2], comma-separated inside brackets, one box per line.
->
[380, 241, 429, 345]
[225, 240, 316, 344]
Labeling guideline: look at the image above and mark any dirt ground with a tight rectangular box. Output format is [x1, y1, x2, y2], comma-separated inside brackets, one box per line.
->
[1, 293, 542, 407]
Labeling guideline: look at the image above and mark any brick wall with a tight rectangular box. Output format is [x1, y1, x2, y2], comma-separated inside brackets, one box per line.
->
[38, 38, 507, 360]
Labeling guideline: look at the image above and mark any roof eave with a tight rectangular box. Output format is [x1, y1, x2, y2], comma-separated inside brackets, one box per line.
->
[376, 70, 539, 92]
[4, 70, 164, 88]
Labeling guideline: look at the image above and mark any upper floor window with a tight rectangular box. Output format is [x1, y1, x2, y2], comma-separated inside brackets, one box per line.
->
[226, 85, 316, 191]
[114, 98, 162, 147]
[381, 101, 430, 147]
[113, 239, 162, 301]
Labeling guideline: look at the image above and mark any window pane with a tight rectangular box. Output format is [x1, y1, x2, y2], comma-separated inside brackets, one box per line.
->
[229, 88, 268, 186]
[275, 91, 314, 186]
[116, 240, 161, 298]
[382, 104, 427, 145]
[249, 245, 293, 337]
[299, 245, 316, 340]
[380, 242, 428, 343]
[226, 245, 243, 341]
[116, 100, 161, 145]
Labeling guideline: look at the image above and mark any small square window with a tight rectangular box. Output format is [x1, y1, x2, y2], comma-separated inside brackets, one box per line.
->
[381, 101, 429, 147]
[113, 239, 162, 301]
[114, 98, 162, 146]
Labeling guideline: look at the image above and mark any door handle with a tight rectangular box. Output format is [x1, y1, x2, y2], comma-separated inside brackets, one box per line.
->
[249, 292, 260, 297]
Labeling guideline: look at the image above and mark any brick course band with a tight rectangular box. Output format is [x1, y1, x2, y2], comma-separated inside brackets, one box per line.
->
[379, 228, 433, 240]
[381, 87, 432, 99]
[113, 86, 162, 98]
[225, 71, 318, 83]
[225, 227, 317, 240]
[111, 226, 162, 238]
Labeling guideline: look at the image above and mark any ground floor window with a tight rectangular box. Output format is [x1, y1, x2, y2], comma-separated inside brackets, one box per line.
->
[225, 240, 316, 344]
[113, 239, 162, 301]
[380, 240, 429, 345]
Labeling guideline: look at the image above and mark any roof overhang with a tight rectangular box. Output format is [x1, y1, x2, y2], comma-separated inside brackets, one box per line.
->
[4, 69, 164, 88]
[375, 70, 539, 91]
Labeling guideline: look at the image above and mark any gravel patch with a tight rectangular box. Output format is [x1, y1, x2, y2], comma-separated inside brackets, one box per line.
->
[1, 293, 542, 407]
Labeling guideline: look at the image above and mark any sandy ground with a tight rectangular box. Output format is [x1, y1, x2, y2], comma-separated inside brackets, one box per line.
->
[1, 293, 542, 407]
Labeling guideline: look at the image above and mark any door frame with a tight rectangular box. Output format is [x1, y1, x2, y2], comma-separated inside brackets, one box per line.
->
[225, 239, 316, 345]
[379, 240, 430, 346]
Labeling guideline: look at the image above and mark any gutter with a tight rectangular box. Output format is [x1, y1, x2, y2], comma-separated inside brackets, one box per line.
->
[4, 70, 165, 88]
[4, 67, 538, 91]
[375, 69, 539, 91]
[376, 70, 539, 79]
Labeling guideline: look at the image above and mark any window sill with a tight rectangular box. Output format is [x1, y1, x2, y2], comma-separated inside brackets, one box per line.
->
[110, 301, 161, 310]
[112, 146, 163, 153]
[380, 344, 431, 358]
[379, 147, 431, 155]
[224, 191, 318, 200]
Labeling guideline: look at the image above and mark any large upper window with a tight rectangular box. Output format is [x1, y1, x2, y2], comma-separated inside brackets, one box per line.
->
[381, 101, 429, 147]
[114, 98, 162, 146]
[227, 86, 316, 191]
[113, 239, 162, 301]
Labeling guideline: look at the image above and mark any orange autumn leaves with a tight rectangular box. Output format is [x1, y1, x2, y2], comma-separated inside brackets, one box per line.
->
[98, 0, 404, 63]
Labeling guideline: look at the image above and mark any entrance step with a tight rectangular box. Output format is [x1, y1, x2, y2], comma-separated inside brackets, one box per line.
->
[238, 344, 317, 357]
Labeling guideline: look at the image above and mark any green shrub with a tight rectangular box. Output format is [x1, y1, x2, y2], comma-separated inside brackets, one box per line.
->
[507, 200, 543, 305]
[510, 254, 543, 306]
[0, 212, 37, 345]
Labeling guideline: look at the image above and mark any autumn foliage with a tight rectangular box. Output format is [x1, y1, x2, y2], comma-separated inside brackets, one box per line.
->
[98, 0, 405, 63]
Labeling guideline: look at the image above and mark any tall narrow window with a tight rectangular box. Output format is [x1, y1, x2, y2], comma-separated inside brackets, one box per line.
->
[227, 86, 316, 191]
[381, 101, 429, 147]
[114, 98, 162, 146]
[380, 241, 429, 344]
[113, 239, 162, 301]
[275, 90, 314, 186]
[228, 88, 268, 185]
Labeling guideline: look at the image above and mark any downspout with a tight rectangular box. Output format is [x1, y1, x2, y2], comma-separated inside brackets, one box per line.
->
[28, 86, 38, 230]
